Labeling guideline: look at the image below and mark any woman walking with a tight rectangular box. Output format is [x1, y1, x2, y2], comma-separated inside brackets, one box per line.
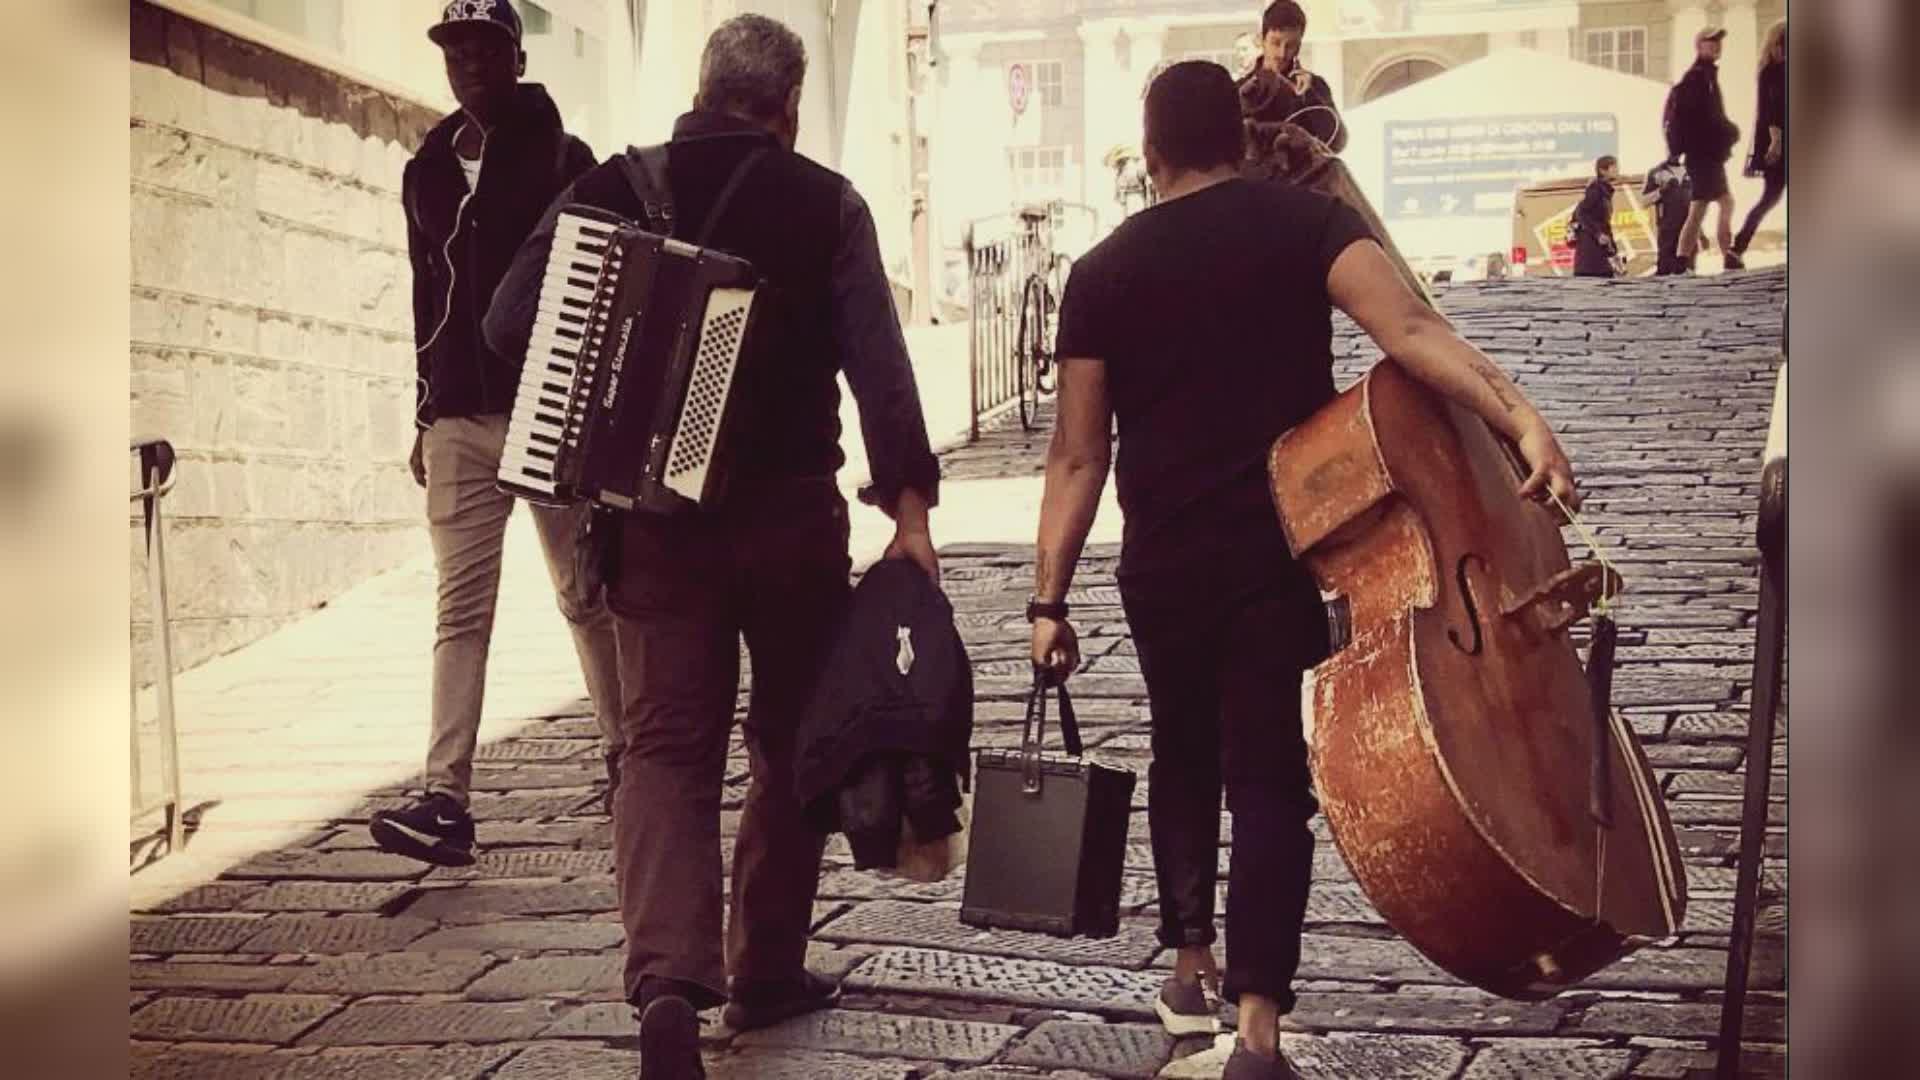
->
[1733, 20, 1787, 259]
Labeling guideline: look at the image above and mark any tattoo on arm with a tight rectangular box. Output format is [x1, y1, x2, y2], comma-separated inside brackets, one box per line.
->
[1468, 355, 1521, 414]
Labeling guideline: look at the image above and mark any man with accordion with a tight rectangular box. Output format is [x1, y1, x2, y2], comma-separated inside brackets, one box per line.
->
[483, 14, 941, 1078]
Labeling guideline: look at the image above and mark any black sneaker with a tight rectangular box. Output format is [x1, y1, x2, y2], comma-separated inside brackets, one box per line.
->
[721, 969, 841, 1032]
[637, 994, 705, 1079]
[1724, 252, 1746, 271]
[1222, 1041, 1306, 1080]
[1155, 974, 1219, 1037]
[367, 793, 475, 867]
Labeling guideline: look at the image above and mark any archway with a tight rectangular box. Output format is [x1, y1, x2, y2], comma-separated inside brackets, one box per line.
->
[1361, 56, 1447, 103]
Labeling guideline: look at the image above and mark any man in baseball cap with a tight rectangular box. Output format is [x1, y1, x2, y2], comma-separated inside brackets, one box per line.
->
[371, 0, 623, 870]
[1664, 23, 1743, 272]
[428, 0, 524, 47]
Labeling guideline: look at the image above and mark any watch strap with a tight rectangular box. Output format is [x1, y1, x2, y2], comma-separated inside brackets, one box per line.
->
[1026, 598, 1070, 622]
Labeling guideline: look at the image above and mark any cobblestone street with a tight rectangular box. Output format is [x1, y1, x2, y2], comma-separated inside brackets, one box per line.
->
[131, 269, 1788, 1079]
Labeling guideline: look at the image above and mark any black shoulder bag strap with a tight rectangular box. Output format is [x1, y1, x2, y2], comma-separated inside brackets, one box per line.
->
[617, 143, 676, 235]
[1020, 669, 1083, 794]
[617, 140, 771, 244]
[695, 147, 769, 247]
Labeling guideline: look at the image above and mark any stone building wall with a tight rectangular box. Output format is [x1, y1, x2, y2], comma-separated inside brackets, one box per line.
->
[130, 1, 439, 681]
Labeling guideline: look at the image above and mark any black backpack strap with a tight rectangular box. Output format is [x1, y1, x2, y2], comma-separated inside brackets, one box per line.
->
[616, 142, 768, 249]
[616, 143, 676, 235]
[695, 148, 770, 248]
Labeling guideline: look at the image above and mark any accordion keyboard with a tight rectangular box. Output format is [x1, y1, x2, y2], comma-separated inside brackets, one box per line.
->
[501, 210, 622, 504]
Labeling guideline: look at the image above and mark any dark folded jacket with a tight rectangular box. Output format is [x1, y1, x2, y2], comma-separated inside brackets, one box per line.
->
[795, 559, 973, 867]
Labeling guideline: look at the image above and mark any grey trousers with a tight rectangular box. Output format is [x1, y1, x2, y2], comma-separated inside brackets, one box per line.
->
[421, 415, 624, 806]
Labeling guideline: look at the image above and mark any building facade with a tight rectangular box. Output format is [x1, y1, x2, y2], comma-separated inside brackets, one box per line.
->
[929, 0, 1785, 253]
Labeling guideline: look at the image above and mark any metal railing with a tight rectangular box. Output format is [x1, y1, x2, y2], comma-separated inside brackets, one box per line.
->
[1716, 338, 1787, 1080]
[131, 436, 186, 857]
[965, 200, 1098, 440]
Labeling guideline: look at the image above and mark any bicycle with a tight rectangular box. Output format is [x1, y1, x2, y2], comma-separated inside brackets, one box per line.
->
[1012, 203, 1074, 431]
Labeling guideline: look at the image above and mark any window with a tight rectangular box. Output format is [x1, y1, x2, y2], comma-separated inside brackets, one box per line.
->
[1176, 49, 1244, 77]
[204, 0, 345, 53]
[1584, 27, 1648, 76]
[1361, 58, 1446, 103]
[1034, 60, 1066, 108]
[1010, 146, 1069, 199]
[522, 2, 553, 34]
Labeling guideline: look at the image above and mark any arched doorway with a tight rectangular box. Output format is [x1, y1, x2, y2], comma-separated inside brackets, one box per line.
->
[1361, 56, 1447, 103]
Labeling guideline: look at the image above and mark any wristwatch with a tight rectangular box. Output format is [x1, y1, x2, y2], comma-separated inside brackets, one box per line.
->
[1026, 597, 1071, 623]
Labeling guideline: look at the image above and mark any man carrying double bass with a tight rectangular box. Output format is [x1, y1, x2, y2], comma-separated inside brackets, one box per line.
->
[1027, 62, 1579, 1079]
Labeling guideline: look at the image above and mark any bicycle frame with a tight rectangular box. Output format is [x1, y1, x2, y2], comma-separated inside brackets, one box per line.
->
[965, 201, 1099, 438]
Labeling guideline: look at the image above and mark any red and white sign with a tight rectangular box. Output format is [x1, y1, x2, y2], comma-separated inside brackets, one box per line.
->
[1007, 63, 1031, 115]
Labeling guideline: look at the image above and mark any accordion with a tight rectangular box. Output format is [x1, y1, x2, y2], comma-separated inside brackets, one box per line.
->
[498, 205, 762, 513]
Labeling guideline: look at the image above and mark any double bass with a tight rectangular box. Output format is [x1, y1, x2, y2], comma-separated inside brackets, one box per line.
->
[1250, 121, 1688, 998]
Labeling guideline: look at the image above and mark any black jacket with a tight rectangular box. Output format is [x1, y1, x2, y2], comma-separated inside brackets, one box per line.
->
[405, 84, 595, 428]
[1572, 177, 1618, 277]
[1238, 66, 1348, 153]
[1747, 60, 1786, 175]
[794, 559, 973, 867]
[1665, 59, 1740, 165]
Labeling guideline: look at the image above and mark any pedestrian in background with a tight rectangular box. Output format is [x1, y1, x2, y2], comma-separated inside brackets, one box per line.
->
[371, 0, 620, 869]
[1645, 159, 1693, 276]
[1665, 27, 1744, 272]
[1237, 1, 1347, 153]
[1732, 20, 1787, 261]
[1572, 156, 1623, 278]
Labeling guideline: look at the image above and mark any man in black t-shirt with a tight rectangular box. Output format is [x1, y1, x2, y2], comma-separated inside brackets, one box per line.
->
[1028, 62, 1578, 1080]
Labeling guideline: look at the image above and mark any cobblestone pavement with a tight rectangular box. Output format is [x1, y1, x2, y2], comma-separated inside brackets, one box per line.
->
[131, 269, 1788, 1079]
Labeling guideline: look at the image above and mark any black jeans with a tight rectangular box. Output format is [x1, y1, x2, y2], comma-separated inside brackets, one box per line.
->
[1119, 560, 1328, 1011]
[1734, 166, 1787, 254]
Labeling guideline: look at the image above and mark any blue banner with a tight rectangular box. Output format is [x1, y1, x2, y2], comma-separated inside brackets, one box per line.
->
[1383, 114, 1620, 220]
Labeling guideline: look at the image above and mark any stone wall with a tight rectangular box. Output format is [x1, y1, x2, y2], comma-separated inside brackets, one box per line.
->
[130, 1, 440, 682]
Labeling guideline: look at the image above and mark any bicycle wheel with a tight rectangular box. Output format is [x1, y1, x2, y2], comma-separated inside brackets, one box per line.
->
[1016, 275, 1047, 431]
[1036, 255, 1072, 395]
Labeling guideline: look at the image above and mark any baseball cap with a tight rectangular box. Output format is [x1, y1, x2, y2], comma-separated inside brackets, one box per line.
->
[1695, 27, 1727, 45]
[428, 0, 524, 46]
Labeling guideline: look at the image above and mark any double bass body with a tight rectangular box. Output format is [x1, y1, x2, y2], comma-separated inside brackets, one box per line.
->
[1268, 360, 1687, 999]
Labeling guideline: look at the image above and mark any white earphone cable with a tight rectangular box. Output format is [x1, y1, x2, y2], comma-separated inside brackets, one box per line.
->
[414, 121, 487, 428]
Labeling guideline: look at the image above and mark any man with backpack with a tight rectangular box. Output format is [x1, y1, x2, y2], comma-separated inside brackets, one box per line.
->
[485, 14, 941, 1078]
[1664, 26, 1744, 272]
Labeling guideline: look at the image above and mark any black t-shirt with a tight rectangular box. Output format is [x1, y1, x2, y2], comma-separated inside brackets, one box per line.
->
[1055, 178, 1373, 579]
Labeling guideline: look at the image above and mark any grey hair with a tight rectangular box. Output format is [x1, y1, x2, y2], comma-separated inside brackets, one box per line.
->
[697, 14, 807, 120]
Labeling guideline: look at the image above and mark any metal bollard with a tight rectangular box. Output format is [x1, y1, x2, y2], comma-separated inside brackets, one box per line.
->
[131, 436, 186, 857]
